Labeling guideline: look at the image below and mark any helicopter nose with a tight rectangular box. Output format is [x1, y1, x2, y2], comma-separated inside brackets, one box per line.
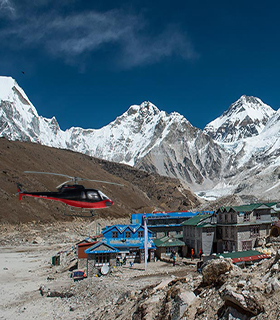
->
[105, 200, 113, 207]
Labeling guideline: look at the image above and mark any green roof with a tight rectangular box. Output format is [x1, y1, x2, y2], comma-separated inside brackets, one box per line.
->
[181, 214, 211, 226]
[220, 202, 277, 213]
[215, 250, 263, 259]
[197, 222, 216, 228]
[154, 236, 185, 248]
[174, 234, 183, 240]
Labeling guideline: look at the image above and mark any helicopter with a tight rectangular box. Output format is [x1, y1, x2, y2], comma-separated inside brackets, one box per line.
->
[16, 171, 123, 216]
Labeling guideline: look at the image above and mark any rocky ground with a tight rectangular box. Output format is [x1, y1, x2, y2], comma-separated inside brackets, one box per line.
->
[1, 221, 280, 320]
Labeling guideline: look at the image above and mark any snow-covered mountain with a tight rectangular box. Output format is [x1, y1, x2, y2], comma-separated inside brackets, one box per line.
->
[199, 96, 280, 200]
[1, 76, 280, 201]
[0, 76, 66, 146]
[203, 95, 276, 143]
[0, 76, 225, 188]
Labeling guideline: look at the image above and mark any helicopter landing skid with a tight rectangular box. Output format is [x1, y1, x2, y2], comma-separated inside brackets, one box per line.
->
[63, 205, 96, 218]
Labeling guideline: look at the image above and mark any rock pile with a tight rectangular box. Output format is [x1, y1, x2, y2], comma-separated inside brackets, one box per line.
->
[201, 257, 233, 285]
[91, 246, 280, 320]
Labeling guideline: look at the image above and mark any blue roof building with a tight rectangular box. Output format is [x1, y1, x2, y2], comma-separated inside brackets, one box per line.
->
[101, 224, 156, 263]
[84, 241, 119, 277]
[131, 211, 214, 238]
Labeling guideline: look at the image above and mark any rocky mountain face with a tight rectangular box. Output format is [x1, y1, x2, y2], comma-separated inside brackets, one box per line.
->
[1, 76, 280, 201]
[203, 95, 276, 143]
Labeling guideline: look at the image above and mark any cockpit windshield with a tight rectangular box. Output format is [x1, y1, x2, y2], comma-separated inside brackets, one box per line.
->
[86, 191, 100, 200]
[99, 191, 109, 200]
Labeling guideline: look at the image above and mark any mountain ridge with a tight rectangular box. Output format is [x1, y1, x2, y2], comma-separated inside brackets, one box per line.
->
[1, 76, 280, 201]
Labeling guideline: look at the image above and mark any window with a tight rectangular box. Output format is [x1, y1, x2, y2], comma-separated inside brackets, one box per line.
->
[231, 227, 235, 238]
[224, 227, 229, 238]
[256, 212, 261, 220]
[138, 231, 143, 238]
[87, 191, 100, 200]
[250, 226, 260, 237]
[165, 247, 173, 254]
[223, 241, 228, 251]
[216, 227, 222, 239]
[125, 231, 131, 238]
[99, 191, 109, 200]
[96, 253, 110, 264]
[112, 231, 118, 238]
[244, 212, 250, 222]
[242, 241, 252, 251]
[225, 214, 228, 223]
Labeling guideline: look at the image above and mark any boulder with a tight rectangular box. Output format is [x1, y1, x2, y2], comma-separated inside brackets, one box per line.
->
[268, 277, 280, 292]
[179, 290, 197, 318]
[201, 258, 233, 285]
[271, 263, 279, 273]
[255, 237, 265, 247]
[220, 285, 264, 316]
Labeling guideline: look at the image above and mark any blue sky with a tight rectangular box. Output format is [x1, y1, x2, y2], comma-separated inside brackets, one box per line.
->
[0, 0, 279, 130]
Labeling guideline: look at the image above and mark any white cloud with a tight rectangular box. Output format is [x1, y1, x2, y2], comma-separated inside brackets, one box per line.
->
[0, 0, 16, 17]
[0, 5, 198, 68]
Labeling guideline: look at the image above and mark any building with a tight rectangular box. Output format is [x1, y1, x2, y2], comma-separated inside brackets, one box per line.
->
[77, 241, 98, 270]
[85, 242, 119, 277]
[182, 214, 216, 256]
[154, 234, 185, 260]
[101, 224, 156, 263]
[131, 211, 207, 238]
[216, 203, 276, 253]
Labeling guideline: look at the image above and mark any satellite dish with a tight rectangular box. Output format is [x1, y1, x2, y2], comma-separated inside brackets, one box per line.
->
[101, 265, 110, 275]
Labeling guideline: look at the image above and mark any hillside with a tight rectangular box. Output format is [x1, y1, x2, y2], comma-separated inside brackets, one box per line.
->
[0, 138, 200, 223]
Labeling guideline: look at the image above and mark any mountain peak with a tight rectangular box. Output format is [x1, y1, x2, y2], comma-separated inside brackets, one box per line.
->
[228, 95, 272, 114]
[0, 76, 18, 101]
[204, 95, 276, 143]
[139, 101, 160, 116]
[127, 101, 160, 117]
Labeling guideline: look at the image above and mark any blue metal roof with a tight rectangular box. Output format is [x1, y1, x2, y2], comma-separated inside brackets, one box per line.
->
[102, 224, 143, 235]
[85, 241, 119, 254]
[131, 211, 214, 224]
[146, 224, 183, 228]
[104, 238, 156, 250]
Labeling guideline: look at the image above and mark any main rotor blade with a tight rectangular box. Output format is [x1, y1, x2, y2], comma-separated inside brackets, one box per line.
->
[56, 180, 73, 189]
[78, 178, 124, 186]
[24, 171, 73, 179]
[24, 171, 124, 187]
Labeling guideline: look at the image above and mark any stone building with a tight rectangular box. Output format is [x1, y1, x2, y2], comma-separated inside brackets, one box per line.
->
[216, 203, 275, 253]
[77, 241, 97, 270]
[182, 214, 216, 256]
[85, 242, 118, 277]
[153, 234, 185, 260]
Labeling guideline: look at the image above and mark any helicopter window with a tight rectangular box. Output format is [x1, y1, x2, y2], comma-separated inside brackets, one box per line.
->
[81, 191, 86, 199]
[87, 191, 100, 200]
[99, 191, 109, 200]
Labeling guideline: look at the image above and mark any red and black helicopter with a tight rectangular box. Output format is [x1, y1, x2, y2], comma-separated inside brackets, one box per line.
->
[17, 171, 123, 216]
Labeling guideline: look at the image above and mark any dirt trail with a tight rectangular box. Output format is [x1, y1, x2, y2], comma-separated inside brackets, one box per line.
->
[0, 221, 198, 320]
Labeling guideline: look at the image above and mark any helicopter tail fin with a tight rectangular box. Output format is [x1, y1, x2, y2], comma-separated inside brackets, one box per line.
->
[16, 183, 24, 200]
